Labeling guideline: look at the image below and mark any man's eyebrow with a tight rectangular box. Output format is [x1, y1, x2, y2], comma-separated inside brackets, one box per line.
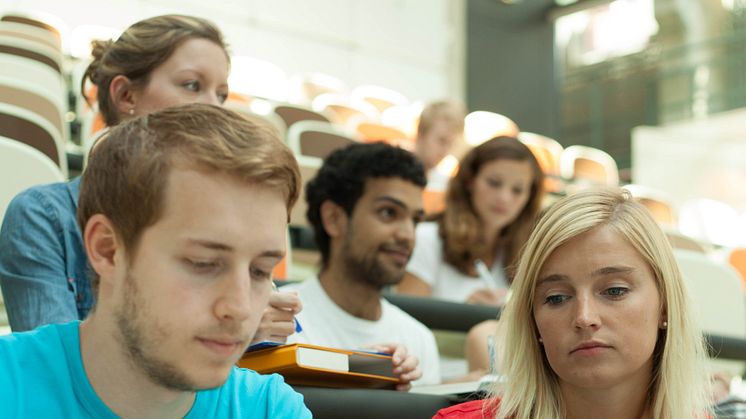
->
[185, 239, 285, 259]
[258, 250, 286, 260]
[186, 239, 233, 251]
[373, 196, 425, 216]
[373, 196, 408, 208]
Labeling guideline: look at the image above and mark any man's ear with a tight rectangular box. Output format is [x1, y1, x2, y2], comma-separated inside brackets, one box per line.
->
[84, 214, 123, 284]
[319, 200, 347, 238]
[109, 74, 136, 115]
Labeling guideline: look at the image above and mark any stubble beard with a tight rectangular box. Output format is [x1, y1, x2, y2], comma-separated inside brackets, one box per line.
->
[114, 273, 197, 392]
[341, 231, 406, 290]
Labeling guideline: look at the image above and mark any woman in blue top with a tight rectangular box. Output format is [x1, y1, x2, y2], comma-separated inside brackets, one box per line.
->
[0, 15, 301, 338]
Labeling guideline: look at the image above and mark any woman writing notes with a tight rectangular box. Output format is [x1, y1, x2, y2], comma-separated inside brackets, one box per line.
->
[399, 136, 545, 306]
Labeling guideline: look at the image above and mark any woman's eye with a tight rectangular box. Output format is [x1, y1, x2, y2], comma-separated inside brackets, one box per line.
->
[217, 92, 228, 103]
[604, 287, 629, 298]
[545, 294, 569, 305]
[512, 187, 524, 195]
[183, 80, 200, 91]
[487, 179, 501, 188]
[186, 259, 219, 273]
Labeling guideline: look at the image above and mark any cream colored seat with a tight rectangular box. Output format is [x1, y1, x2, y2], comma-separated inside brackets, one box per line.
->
[560, 145, 619, 187]
[289, 155, 323, 229]
[0, 103, 67, 177]
[674, 249, 746, 376]
[287, 120, 357, 160]
[0, 135, 64, 222]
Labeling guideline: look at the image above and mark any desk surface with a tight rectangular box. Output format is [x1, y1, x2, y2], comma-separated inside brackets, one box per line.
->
[294, 386, 456, 419]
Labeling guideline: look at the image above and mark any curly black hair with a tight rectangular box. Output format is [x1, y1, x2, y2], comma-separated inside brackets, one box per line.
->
[305, 142, 427, 268]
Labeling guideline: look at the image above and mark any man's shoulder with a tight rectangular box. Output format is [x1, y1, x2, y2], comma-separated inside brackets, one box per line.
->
[204, 368, 309, 417]
[0, 322, 72, 349]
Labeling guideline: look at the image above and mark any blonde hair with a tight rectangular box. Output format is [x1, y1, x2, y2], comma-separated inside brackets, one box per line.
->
[79, 104, 300, 294]
[438, 137, 544, 279]
[82, 14, 228, 126]
[417, 100, 466, 137]
[491, 188, 711, 419]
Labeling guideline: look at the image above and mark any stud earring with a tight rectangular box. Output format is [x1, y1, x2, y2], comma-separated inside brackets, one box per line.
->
[538, 337, 543, 343]
[128, 108, 135, 115]
[662, 321, 668, 329]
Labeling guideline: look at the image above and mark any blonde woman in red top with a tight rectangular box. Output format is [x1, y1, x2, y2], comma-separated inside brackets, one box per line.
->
[435, 188, 712, 419]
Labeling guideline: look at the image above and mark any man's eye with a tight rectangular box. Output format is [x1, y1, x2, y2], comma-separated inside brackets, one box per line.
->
[250, 266, 272, 281]
[378, 208, 396, 219]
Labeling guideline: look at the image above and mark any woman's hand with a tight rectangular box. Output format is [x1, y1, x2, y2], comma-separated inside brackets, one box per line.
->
[466, 288, 508, 306]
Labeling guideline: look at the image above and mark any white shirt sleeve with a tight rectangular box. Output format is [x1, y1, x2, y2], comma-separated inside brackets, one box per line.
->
[406, 222, 442, 287]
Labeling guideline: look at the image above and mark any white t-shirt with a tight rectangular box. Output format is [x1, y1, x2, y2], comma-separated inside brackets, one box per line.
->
[406, 222, 508, 302]
[284, 276, 441, 386]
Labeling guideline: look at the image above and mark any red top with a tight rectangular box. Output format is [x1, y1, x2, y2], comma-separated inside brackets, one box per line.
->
[433, 399, 712, 419]
[432, 399, 498, 419]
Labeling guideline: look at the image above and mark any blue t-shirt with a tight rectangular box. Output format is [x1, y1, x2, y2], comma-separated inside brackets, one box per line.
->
[0, 322, 311, 418]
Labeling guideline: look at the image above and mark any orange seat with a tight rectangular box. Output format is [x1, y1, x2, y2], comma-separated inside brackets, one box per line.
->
[422, 189, 446, 215]
[272, 256, 288, 280]
[727, 248, 746, 293]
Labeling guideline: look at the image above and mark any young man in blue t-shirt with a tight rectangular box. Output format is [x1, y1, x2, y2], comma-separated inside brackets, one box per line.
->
[0, 104, 310, 418]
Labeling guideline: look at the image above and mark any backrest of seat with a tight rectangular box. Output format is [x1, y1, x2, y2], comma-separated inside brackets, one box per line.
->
[0, 77, 65, 137]
[560, 145, 619, 186]
[727, 248, 746, 292]
[299, 130, 355, 160]
[0, 21, 61, 50]
[274, 104, 330, 131]
[0, 103, 66, 176]
[289, 155, 323, 229]
[287, 120, 356, 160]
[0, 136, 64, 221]
[674, 249, 746, 376]
[0, 34, 62, 73]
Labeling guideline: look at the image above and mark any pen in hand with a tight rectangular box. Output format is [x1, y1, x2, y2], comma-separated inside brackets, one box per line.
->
[271, 281, 303, 333]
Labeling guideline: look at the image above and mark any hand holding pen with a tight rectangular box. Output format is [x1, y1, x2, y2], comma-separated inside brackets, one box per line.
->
[249, 282, 303, 345]
[466, 260, 509, 307]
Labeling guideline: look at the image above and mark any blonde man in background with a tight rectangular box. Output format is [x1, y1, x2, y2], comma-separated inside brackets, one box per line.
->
[414, 100, 467, 191]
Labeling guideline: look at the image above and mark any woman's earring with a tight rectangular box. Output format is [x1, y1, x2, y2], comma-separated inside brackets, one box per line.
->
[661, 321, 668, 329]
[128, 108, 135, 115]
[538, 337, 543, 343]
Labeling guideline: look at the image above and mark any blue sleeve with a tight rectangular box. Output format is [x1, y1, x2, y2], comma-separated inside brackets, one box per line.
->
[266, 375, 312, 419]
[0, 189, 79, 331]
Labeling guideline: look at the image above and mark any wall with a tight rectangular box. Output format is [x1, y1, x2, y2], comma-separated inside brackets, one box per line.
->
[466, 0, 558, 138]
[4, 0, 465, 102]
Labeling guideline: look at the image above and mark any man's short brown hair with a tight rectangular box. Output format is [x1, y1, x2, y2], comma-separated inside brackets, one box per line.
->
[78, 103, 300, 291]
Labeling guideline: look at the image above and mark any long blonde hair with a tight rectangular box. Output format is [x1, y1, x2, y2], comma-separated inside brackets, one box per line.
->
[490, 188, 711, 419]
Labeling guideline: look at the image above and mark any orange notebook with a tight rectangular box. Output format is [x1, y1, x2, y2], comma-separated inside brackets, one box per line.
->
[238, 343, 401, 389]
